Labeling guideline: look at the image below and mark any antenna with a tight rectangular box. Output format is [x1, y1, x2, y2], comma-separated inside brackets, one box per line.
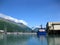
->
[40, 25, 42, 29]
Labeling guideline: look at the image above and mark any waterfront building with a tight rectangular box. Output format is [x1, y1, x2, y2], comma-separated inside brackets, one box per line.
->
[46, 22, 60, 34]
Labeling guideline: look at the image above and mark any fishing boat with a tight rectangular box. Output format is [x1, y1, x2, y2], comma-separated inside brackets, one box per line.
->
[37, 28, 46, 35]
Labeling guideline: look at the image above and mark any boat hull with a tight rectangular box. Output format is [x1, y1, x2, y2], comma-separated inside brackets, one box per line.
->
[37, 31, 46, 35]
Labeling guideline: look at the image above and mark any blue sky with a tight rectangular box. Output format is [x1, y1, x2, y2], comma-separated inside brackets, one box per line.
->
[0, 0, 60, 28]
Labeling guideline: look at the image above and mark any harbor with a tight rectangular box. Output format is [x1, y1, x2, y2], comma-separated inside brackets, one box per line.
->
[1, 22, 60, 35]
[0, 21, 60, 45]
[0, 34, 60, 45]
[0, 0, 60, 45]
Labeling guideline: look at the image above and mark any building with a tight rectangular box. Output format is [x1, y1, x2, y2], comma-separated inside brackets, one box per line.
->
[46, 22, 60, 34]
[0, 30, 4, 33]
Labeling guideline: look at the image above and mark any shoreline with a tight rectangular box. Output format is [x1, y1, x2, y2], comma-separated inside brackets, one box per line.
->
[0, 32, 37, 34]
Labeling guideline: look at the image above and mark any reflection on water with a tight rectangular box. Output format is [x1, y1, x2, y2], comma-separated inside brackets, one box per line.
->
[0, 34, 60, 45]
[47, 35, 60, 45]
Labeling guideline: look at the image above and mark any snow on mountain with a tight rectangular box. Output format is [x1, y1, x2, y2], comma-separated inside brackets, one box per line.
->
[0, 13, 28, 25]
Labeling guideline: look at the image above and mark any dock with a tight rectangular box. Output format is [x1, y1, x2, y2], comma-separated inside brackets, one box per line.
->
[46, 22, 60, 35]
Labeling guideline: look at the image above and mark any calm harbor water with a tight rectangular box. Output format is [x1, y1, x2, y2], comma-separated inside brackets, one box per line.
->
[0, 34, 60, 45]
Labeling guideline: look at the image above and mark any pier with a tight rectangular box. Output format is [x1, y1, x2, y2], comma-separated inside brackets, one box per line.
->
[46, 22, 60, 35]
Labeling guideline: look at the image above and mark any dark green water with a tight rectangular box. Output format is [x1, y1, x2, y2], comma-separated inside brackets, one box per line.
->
[0, 34, 60, 45]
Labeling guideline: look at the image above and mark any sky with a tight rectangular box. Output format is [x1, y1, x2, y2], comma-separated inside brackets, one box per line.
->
[0, 0, 60, 28]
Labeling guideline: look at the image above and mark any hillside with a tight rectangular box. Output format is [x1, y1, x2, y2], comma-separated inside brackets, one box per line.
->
[0, 18, 32, 32]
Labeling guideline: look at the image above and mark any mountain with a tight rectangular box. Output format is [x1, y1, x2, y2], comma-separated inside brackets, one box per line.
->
[0, 14, 32, 32]
[0, 13, 27, 25]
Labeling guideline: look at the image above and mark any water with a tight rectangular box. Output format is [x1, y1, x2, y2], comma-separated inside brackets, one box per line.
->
[0, 34, 60, 45]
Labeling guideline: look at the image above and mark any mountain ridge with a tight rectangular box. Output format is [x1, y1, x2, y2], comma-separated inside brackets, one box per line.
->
[0, 14, 32, 32]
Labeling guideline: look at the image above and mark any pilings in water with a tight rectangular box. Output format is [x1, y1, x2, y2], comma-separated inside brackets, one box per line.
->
[47, 30, 60, 35]
[46, 22, 60, 35]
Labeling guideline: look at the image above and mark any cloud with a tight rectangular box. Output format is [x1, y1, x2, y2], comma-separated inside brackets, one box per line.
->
[0, 13, 28, 25]
[18, 20, 28, 25]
